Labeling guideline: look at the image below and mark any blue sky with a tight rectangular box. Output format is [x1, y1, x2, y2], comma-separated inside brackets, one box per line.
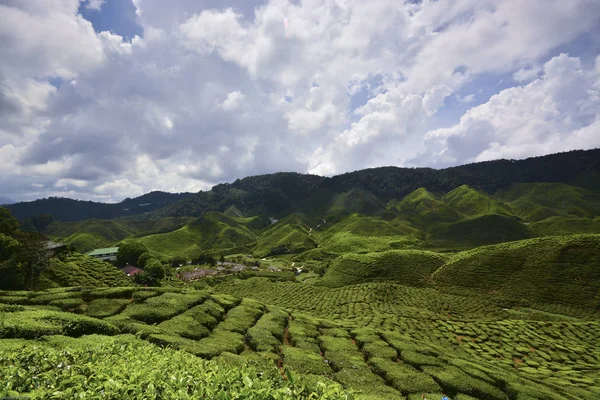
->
[0, 0, 599, 202]
[79, 0, 142, 40]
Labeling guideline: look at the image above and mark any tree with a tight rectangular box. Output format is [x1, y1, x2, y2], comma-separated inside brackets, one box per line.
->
[206, 255, 216, 267]
[137, 252, 154, 268]
[0, 233, 19, 262]
[170, 257, 186, 268]
[16, 233, 50, 290]
[29, 214, 54, 231]
[0, 208, 19, 236]
[220, 254, 225, 265]
[116, 242, 148, 267]
[144, 259, 165, 281]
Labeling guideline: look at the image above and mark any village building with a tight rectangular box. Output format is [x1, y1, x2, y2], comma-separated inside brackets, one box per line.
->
[45, 240, 67, 257]
[86, 247, 119, 262]
[121, 265, 143, 277]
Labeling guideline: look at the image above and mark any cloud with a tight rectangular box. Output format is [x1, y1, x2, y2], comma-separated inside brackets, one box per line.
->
[1, 0, 600, 202]
[420, 54, 600, 166]
[220, 91, 245, 111]
[85, 0, 106, 12]
[513, 65, 541, 82]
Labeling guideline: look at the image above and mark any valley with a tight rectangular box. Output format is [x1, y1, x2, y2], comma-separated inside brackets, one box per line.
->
[1, 150, 600, 399]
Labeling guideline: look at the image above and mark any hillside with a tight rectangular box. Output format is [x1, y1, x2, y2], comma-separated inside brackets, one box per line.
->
[2, 284, 599, 399]
[433, 235, 600, 310]
[142, 149, 600, 219]
[42, 217, 195, 253]
[6, 191, 193, 222]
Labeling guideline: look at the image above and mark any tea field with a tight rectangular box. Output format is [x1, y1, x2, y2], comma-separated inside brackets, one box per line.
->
[1, 284, 599, 399]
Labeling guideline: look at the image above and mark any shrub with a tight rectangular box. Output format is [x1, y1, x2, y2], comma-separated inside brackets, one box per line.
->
[283, 347, 332, 375]
[85, 298, 131, 318]
[422, 366, 507, 400]
[369, 357, 441, 395]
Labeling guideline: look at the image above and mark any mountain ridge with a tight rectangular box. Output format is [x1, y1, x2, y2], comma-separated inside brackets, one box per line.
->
[5, 149, 600, 222]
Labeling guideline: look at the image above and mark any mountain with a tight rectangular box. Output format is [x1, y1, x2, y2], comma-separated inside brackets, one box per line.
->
[0, 197, 15, 205]
[155, 149, 600, 219]
[5, 191, 194, 222]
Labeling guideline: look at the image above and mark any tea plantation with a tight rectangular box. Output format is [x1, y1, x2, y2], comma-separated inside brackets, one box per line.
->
[1, 279, 599, 399]
[3, 160, 600, 399]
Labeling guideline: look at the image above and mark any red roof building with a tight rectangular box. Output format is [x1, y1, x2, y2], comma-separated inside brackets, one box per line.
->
[121, 265, 143, 276]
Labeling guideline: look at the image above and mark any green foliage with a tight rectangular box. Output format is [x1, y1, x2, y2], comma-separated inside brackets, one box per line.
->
[369, 357, 442, 395]
[433, 234, 600, 309]
[427, 214, 532, 248]
[255, 222, 317, 257]
[116, 242, 148, 267]
[84, 298, 131, 318]
[37, 253, 132, 290]
[320, 250, 447, 287]
[115, 292, 207, 324]
[0, 337, 348, 399]
[0, 207, 20, 236]
[0, 309, 119, 339]
[444, 185, 514, 217]
[144, 258, 165, 281]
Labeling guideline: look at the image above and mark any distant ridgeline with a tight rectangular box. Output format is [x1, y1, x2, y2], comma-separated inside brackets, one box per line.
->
[6, 191, 194, 222]
[6, 149, 599, 223]
[153, 149, 600, 218]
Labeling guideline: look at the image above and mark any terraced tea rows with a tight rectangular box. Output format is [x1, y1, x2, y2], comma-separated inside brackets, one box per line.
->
[2, 286, 598, 399]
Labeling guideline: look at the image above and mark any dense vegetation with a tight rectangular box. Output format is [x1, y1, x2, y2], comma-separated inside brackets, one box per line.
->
[2, 149, 600, 399]
[6, 191, 193, 222]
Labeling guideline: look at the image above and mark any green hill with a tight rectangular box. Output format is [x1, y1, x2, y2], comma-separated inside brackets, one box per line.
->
[530, 216, 600, 236]
[444, 185, 514, 217]
[316, 214, 422, 255]
[433, 234, 600, 310]
[254, 221, 317, 257]
[43, 217, 195, 253]
[497, 183, 600, 222]
[427, 214, 532, 249]
[36, 253, 133, 290]
[320, 250, 448, 287]
[132, 212, 257, 259]
[396, 188, 463, 227]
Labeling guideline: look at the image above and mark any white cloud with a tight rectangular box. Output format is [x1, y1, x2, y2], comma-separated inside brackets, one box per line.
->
[421, 54, 600, 166]
[94, 179, 143, 198]
[513, 65, 541, 82]
[85, 0, 105, 12]
[55, 178, 88, 188]
[221, 91, 245, 111]
[1, 0, 600, 201]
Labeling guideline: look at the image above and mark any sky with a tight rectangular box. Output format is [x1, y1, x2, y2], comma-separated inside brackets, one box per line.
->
[1, 0, 600, 203]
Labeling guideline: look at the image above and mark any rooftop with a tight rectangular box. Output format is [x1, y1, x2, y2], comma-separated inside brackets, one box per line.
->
[86, 247, 119, 256]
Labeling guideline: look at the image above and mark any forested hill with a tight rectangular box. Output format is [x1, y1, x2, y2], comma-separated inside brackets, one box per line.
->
[7, 149, 600, 222]
[6, 191, 194, 222]
[155, 149, 600, 218]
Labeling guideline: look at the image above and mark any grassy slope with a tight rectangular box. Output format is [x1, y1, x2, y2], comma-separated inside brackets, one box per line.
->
[496, 183, 599, 222]
[254, 221, 317, 257]
[44, 217, 195, 252]
[133, 212, 257, 259]
[427, 214, 533, 249]
[320, 250, 448, 287]
[444, 185, 514, 217]
[301, 188, 386, 219]
[397, 188, 464, 228]
[2, 286, 598, 399]
[433, 234, 600, 310]
[36, 253, 133, 290]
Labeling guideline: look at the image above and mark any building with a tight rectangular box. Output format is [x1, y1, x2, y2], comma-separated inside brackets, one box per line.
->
[121, 265, 143, 277]
[45, 240, 67, 257]
[86, 247, 119, 262]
